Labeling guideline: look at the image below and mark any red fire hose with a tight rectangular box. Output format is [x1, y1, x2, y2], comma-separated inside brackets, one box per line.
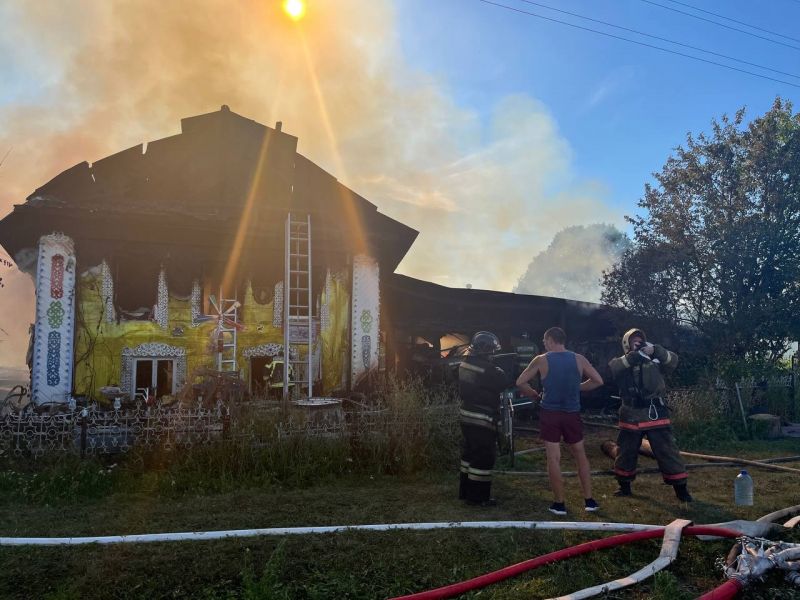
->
[390, 526, 741, 600]
[696, 579, 745, 600]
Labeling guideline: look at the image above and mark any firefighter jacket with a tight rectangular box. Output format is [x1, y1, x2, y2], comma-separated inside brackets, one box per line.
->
[458, 355, 508, 431]
[609, 344, 678, 431]
[265, 360, 294, 389]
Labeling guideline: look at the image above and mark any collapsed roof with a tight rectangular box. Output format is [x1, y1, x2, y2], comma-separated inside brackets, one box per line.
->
[0, 106, 418, 275]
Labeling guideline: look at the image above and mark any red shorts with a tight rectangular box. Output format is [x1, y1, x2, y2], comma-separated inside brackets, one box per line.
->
[539, 409, 584, 444]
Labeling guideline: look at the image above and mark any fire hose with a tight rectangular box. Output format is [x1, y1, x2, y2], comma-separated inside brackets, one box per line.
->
[390, 510, 800, 599]
[0, 521, 675, 546]
[756, 504, 800, 524]
[2, 516, 797, 596]
[389, 524, 741, 600]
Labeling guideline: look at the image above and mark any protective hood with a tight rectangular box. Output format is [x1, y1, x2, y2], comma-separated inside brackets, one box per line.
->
[622, 328, 646, 353]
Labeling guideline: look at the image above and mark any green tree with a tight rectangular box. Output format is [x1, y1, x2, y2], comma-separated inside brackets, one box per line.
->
[602, 98, 800, 368]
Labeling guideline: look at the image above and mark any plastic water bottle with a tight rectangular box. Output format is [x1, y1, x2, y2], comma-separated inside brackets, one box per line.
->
[734, 470, 753, 506]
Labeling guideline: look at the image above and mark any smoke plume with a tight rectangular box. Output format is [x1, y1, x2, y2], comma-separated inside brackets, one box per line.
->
[514, 224, 630, 303]
[0, 0, 618, 366]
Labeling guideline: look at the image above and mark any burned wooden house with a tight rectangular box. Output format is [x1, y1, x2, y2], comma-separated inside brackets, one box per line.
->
[0, 106, 659, 408]
[0, 106, 415, 406]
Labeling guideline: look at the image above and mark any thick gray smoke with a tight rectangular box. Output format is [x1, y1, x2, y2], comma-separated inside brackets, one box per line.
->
[0, 1, 620, 366]
[513, 224, 630, 303]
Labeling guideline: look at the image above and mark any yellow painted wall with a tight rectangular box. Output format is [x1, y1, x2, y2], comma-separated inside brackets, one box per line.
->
[321, 271, 351, 393]
[73, 267, 351, 401]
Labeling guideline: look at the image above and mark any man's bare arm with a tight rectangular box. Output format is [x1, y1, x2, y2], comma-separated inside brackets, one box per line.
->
[577, 354, 603, 392]
[516, 355, 543, 399]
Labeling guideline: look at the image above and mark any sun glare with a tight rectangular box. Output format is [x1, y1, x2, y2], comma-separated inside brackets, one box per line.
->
[283, 0, 306, 21]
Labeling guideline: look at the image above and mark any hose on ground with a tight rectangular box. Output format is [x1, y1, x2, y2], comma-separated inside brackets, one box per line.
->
[0, 521, 670, 546]
[389, 525, 740, 600]
[756, 504, 800, 524]
[696, 579, 744, 600]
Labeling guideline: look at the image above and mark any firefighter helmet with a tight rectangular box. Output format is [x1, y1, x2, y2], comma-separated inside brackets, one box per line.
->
[622, 328, 646, 353]
[469, 331, 502, 355]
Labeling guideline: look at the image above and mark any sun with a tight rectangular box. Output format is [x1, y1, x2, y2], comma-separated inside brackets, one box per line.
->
[283, 0, 306, 21]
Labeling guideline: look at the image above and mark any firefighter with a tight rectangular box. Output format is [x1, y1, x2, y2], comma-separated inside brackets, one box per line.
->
[458, 331, 508, 506]
[609, 328, 692, 502]
[264, 354, 294, 399]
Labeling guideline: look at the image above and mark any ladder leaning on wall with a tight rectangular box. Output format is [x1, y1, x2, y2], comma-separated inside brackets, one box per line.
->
[284, 213, 313, 399]
[210, 292, 240, 374]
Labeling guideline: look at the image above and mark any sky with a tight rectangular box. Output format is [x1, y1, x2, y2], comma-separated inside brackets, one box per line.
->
[0, 0, 799, 367]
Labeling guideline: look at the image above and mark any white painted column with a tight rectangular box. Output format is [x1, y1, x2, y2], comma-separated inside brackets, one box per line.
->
[100, 260, 116, 323]
[31, 233, 77, 406]
[350, 254, 380, 385]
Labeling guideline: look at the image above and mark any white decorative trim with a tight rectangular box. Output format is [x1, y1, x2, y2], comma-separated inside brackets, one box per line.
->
[190, 280, 201, 327]
[320, 268, 332, 330]
[123, 343, 187, 358]
[31, 233, 77, 406]
[288, 318, 320, 344]
[120, 343, 187, 395]
[351, 254, 380, 383]
[272, 281, 284, 328]
[100, 260, 116, 323]
[242, 343, 298, 360]
[154, 268, 168, 329]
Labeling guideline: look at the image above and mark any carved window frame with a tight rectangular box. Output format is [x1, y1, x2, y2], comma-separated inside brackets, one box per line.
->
[121, 343, 186, 399]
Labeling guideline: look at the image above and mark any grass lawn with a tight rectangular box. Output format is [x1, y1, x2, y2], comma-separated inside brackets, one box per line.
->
[0, 428, 798, 599]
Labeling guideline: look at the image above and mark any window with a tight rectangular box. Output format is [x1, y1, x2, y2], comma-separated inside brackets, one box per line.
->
[133, 358, 176, 399]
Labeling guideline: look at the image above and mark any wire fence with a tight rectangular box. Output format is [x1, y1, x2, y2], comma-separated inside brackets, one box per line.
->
[668, 376, 797, 425]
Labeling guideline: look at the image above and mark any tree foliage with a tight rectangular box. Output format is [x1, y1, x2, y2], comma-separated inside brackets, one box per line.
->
[602, 98, 800, 366]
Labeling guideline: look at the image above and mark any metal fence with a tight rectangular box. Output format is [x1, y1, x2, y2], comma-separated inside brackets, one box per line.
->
[0, 403, 229, 457]
[0, 401, 459, 458]
[6, 380, 792, 458]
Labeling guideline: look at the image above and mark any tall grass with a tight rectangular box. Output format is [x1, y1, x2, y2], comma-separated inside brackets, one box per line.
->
[0, 377, 460, 503]
[158, 376, 459, 495]
[669, 384, 799, 448]
[0, 455, 117, 503]
[668, 387, 729, 426]
[666, 387, 745, 449]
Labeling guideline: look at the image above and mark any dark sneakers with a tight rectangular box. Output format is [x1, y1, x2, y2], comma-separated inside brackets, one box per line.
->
[674, 485, 693, 502]
[548, 499, 598, 514]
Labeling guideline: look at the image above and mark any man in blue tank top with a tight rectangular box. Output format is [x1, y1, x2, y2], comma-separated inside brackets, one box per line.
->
[516, 327, 604, 515]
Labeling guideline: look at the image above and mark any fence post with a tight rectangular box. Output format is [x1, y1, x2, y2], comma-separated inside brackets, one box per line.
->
[80, 407, 88, 458]
[792, 353, 798, 421]
[222, 406, 231, 440]
[734, 383, 749, 433]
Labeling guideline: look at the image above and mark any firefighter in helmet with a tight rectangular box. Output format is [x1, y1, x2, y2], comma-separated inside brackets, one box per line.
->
[608, 328, 692, 502]
[264, 353, 294, 399]
[458, 331, 508, 506]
